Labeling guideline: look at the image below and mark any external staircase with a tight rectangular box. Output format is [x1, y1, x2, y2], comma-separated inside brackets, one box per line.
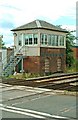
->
[1, 46, 26, 77]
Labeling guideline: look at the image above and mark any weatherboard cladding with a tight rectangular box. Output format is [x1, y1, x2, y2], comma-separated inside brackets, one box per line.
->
[11, 20, 67, 33]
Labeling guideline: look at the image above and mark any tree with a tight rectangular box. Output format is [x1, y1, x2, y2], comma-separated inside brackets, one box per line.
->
[56, 25, 76, 67]
[66, 31, 76, 67]
[0, 35, 6, 48]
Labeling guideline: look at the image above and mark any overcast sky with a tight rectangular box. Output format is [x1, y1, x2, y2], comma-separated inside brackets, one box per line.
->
[0, 0, 76, 47]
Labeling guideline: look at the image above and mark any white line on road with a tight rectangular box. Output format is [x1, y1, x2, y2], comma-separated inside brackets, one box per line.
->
[0, 107, 45, 119]
[0, 104, 68, 119]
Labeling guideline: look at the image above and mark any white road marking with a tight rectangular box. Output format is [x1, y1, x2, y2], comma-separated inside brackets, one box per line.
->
[0, 104, 68, 119]
[0, 107, 45, 119]
[1, 84, 53, 93]
[61, 106, 77, 114]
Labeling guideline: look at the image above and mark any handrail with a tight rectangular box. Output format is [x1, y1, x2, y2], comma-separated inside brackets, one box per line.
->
[14, 45, 27, 56]
[2, 45, 26, 70]
[0, 45, 28, 76]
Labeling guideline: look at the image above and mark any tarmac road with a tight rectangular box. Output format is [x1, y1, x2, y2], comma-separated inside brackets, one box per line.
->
[0, 83, 77, 120]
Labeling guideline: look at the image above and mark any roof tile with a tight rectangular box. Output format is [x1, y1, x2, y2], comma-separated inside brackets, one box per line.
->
[11, 20, 67, 33]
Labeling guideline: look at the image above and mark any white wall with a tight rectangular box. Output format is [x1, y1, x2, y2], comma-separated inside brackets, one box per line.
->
[26, 46, 40, 56]
[0, 49, 7, 71]
[13, 29, 66, 57]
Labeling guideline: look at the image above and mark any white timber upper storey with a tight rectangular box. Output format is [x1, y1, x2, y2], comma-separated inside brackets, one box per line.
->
[11, 20, 68, 56]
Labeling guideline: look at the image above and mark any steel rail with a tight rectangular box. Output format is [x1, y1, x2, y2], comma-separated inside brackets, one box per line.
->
[2, 72, 78, 86]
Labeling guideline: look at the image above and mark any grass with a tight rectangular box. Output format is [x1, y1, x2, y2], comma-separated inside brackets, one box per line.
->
[8, 67, 78, 79]
[8, 59, 78, 79]
[8, 73, 41, 79]
[66, 59, 78, 73]
[66, 67, 77, 73]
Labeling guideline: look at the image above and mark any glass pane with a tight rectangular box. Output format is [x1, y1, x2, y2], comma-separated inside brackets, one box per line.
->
[34, 38, 38, 44]
[34, 34, 38, 38]
[55, 35, 58, 46]
[34, 34, 38, 44]
[45, 35, 47, 45]
[29, 38, 32, 44]
[25, 34, 29, 39]
[25, 34, 28, 45]
[51, 35, 55, 46]
[18, 40, 22, 46]
[28, 34, 32, 38]
[18, 34, 22, 46]
[60, 36, 64, 46]
[48, 35, 51, 45]
[25, 39, 28, 45]
[41, 34, 44, 44]
[19, 34, 22, 40]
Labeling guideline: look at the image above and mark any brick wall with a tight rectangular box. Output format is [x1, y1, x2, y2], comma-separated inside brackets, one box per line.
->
[72, 47, 78, 59]
[23, 56, 40, 73]
[40, 47, 66, 74]
[22, 47, 66, 74]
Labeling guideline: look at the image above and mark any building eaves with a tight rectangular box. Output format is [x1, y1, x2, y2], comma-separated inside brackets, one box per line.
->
[11, 20, 68, 33]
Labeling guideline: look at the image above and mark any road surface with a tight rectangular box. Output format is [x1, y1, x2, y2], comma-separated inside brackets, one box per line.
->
[0, 83, 77, 120]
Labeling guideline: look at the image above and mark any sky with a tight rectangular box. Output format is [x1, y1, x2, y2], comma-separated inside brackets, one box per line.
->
[0, 0, 77, 47]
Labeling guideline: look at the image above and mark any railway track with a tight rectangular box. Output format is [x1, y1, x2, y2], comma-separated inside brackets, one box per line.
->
[1, 72, 78, 92]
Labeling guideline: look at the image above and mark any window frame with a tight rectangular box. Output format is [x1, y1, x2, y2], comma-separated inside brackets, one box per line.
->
[55, 35, 58, 46]
[18, 33, 22, 46]
[33, 34, 38, 45]
[51, 35, 55, 46]
[25, 34, 29, 45]
[59, 35, 64, 46]
[41, 34, 48, 45]
[48, 34, 51, 45]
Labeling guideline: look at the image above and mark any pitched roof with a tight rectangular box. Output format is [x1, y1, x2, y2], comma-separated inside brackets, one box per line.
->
[11, 20, 68, 33]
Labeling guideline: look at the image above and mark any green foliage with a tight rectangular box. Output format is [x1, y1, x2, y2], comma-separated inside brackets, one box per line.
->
[2, 41, 6, 48]
[8, 73, 41, 79]
[74, 59, 78, 72]
[0, 35, 6, 48]
[66, 31, 76, 67]
[66, 59, 78, 73]
[56, 26, 76, 68]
